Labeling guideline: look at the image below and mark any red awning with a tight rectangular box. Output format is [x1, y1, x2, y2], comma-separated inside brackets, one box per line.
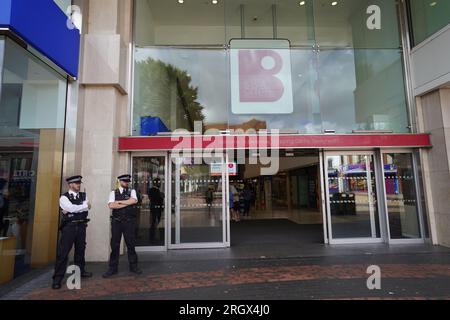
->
[118, 134, 432, 151]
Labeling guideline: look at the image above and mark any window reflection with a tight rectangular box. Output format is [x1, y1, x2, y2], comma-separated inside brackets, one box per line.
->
[133, 48, 229, 134]
[133, 157, 166, 247]
[409, 0, 450, 46]
[319, 49, 408, 133]
[0, 38, 67, 280]
[383, 153, 421, 239]
[327, 154, 380, 239]
[171, 157, 224, 245]
[228, 48, 321, 133]
[314, 0, 401, 48]
[133, 0, 410, 135]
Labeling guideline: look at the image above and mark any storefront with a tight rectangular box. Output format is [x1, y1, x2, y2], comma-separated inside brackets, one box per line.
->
[0, 0, 79, 283]
[108, 0, 432, 251]
[119, 136, 431, 250]
[2, 0, 446, 286]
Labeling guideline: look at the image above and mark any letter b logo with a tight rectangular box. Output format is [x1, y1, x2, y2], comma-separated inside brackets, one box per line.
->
[230, 40, 294, 115]
[239, 50, 284, 103]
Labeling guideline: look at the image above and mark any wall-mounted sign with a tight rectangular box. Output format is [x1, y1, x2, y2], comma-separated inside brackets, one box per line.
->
[230, 39, 293, 115]
[210, 163, 238, 176]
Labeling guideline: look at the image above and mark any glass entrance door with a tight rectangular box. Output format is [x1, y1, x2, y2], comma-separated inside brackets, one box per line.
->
[381, 152, 423, 241]
[169, 154, 228, 248]
[324, 152, 381, 244]
[132, 154, 168, 250]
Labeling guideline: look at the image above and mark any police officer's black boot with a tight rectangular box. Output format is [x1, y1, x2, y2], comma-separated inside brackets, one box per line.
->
[130, 266, 142, 275]
[102, 269, 118, 278]
[52, 279, 62, 290]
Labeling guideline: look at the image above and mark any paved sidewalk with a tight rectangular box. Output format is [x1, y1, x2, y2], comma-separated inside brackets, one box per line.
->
[1, 245, 450, 300]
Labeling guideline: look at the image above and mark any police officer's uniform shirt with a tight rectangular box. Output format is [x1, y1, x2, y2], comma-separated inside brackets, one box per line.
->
[108, 187, 138, 204]
[60, 190, 89, 214]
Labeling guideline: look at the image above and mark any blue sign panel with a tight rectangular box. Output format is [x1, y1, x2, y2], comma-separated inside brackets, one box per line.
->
[0, 0, 12, 25]
[0, 0, 80, 77]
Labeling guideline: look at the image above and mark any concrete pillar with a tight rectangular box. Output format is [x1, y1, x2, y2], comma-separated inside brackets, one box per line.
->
[76, 0, 132, 261]
[417, 88, 450, 247]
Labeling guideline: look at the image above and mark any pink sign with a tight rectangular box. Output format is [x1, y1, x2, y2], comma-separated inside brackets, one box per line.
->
[239, 50, 285, 102]
[231, 39, 293, 114]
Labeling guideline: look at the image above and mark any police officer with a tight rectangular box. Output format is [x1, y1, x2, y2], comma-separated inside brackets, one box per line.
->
[103, 174, 142, 278]
[52, 175, 93, 290]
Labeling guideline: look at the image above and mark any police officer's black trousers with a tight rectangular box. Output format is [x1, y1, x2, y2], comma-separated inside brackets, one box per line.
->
[53, 223, 87, 282]
[149, 209, 161, 241]
[109, 219, 138, 271]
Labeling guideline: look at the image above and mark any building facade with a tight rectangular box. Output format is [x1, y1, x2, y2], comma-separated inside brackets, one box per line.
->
[0, 0, 449, 283]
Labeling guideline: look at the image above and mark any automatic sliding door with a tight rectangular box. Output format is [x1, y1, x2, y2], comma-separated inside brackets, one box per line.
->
[132, 155, 167, 250]
[381, 152, 422, 240]
[170, 155, 226, 248]
[325, 152, 381, 243]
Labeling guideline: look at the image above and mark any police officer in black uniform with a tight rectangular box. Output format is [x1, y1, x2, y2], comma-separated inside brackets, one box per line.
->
[52, 175, 93, 290]
[103, 174, 142, 278]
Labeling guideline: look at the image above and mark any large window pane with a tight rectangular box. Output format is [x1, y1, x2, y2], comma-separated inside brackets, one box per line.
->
[133, 47, 228, 134]
[135, 0, 226, 46]
[314, 0, 401, 48]
[383, 153, 421, 239]
[318, 49, 409, 133]
[0, 38, 67, 279]
[409, 0, 450, 46]
[133, 0, 410, 135]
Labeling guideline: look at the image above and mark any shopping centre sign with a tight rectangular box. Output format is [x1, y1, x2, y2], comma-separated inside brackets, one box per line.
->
[230, 39, 294, 115]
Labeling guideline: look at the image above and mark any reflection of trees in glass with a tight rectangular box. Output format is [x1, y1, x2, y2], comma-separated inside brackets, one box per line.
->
[135, 58, 205, 132]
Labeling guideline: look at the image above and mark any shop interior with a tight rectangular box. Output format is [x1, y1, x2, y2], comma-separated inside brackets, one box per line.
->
[229, 149, 324, 247]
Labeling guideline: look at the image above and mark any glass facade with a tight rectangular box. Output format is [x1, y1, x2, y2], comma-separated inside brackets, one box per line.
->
[409, 0, 450, 46]
[0, 37, 67, 281]
[133, 0, 409, 135]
